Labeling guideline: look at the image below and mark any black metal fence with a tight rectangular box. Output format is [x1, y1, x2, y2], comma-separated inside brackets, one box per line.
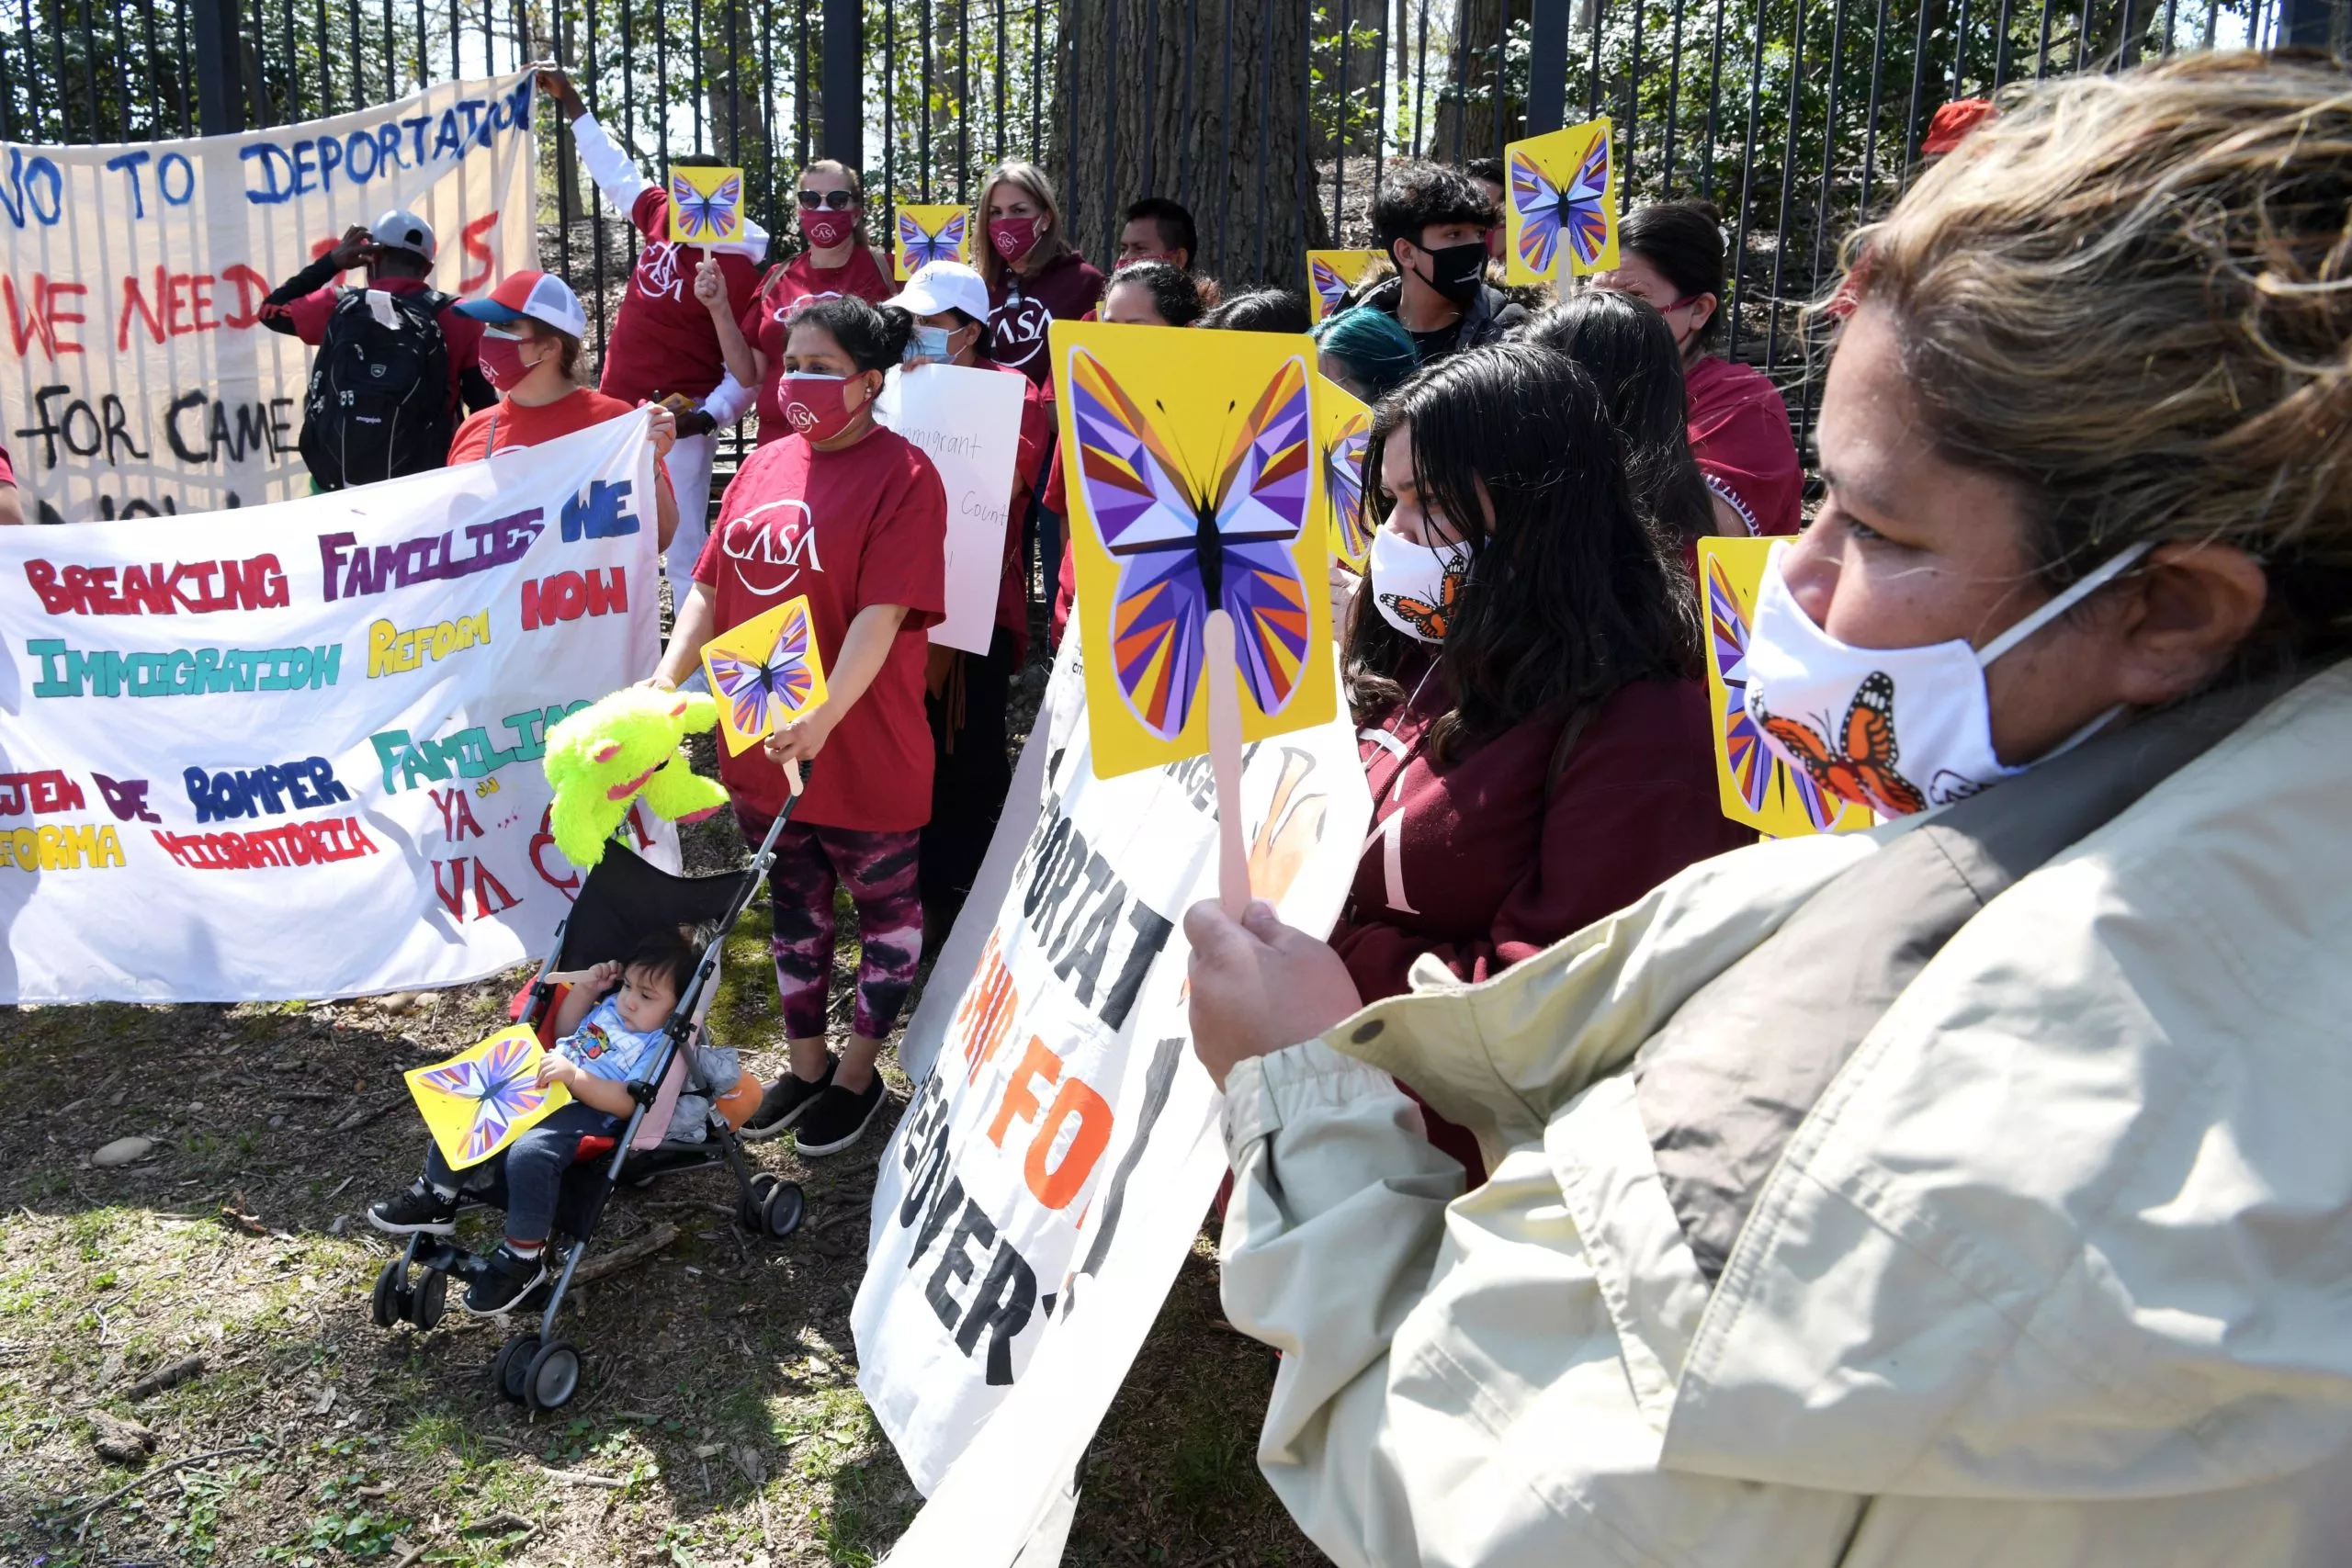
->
[2, 0, 2341, 468]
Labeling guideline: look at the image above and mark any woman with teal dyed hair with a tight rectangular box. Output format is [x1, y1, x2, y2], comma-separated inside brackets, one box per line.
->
[1314, 306, 1420, 401]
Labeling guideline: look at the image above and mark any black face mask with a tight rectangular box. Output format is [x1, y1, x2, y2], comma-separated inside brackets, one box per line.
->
[1413, 240, 1488, 306]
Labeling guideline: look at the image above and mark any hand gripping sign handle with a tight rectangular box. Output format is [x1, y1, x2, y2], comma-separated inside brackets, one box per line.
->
[1203, 610, 1250, 918]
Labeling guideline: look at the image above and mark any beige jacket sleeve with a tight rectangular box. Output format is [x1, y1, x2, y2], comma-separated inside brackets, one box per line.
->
[1216, 1039, 1464, 1568]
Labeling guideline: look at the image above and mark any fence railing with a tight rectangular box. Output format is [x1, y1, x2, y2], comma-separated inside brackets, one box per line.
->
[4, 0, 2341, 475]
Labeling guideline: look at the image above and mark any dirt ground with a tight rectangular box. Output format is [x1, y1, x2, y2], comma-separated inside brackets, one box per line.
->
[0, 604, 1324, 1565]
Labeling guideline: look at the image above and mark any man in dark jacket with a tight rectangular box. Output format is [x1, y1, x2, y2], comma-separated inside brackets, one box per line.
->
[1351, 161, 1527, 364]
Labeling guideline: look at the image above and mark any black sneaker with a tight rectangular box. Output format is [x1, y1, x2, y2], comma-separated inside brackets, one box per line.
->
[795, 1075, 887, 1157]
[739, 1056, 836, 1141]
[367, 1183, 458, 1237]
[461, 1244, 549, 1316]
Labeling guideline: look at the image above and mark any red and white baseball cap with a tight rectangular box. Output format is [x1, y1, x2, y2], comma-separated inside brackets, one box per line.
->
[457, 269, 589, 339]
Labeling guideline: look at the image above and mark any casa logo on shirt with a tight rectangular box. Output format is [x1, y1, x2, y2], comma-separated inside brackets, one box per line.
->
[720, 499, 825, 598]
[991, 295, 1053, 369]
[635, 240, 686, 302]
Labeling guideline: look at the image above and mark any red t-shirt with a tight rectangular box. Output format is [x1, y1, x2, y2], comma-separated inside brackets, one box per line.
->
[263, 275, 485, 414]
[1685, 355, 1804, 536]
[0, 441, 14, 487]
[984, 358, 1054, 666]
[740, 247, 895, 445]
[447, 389, 676, 509]
[1331, 660, 1755, 1178]
[987, 251, 1107, 385]
[600, 187, 765, 407]
[693, 426, 947, 831]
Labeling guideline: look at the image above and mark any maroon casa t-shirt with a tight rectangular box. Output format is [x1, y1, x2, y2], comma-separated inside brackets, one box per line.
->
[599, 186, 764, 406]
[987, 250, 1107, 384]
[693, 425, 947, 832]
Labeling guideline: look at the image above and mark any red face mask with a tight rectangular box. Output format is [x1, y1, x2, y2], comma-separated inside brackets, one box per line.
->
[478, 331, 530, 392]
[802, 209, 858, 250]
[989, 216, 1042, 262]
[781, 373, 863, 443]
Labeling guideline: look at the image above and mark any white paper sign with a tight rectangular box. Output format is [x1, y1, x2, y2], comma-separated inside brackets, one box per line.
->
[855, 637, 1371, 1553]
[0, 411, 672, 1003]
[875, 360, 1026, 655]
[0, 73, 539, 523]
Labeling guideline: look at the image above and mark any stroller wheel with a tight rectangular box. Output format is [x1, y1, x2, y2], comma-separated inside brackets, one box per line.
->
[408, 1267, 448, 1330]
[524, 1339, 582, 1412]
[740, 1172, 780, 1235]
[371, 1256, 408, 1329]
[760, 1180, 806, 1240]
[493, 1333, 540, 1404]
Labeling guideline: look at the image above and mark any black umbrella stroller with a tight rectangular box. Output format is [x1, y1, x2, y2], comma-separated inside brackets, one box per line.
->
[368, 807, 807, 1413]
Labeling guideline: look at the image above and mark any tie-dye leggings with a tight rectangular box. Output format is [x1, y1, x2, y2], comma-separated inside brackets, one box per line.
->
[753, 818, 923, 1042]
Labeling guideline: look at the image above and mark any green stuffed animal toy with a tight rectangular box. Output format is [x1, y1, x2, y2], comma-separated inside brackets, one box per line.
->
[543, 687, 730, 868]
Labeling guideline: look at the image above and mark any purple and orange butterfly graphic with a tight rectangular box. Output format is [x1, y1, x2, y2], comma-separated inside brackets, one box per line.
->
[671, 170, 744, 243]
[1067, 347, 1315, 741]
[899, 208, 968, 269]
[1707, 552, 1840, 831]
[1511, 130, 1611, 276]
[1309, 256, 1353, 319]
[413, 1032, 555, 1165]
[1321, 411, 1373, 565]
[708, 598, 820, 739]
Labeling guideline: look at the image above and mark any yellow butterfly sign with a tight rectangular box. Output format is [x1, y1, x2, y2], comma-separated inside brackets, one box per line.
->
[406, 1026, 574, 1171]
[895, 204, 974, 279]
[1312, 373, 1375, 570]
[668, 164, 747, 246]
[1051, 318, 1338, 779]
[700, 594, 830, 757]
[1502, 117, 1619, 287]
[1305, 248, 1380, 324]
[1696, 536, 1874, 840]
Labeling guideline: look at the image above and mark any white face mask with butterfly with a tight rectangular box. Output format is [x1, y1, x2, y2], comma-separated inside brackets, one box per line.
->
[1744, 537, 2152, 817]
[1369, 526, 1471, 644]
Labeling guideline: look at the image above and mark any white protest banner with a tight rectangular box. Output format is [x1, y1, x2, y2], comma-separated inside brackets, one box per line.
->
[0, 73, 537, 523]
[0, 411, 669, 1003]
[854, 637, 1371, 1545]
[873, 361, 1026, 655]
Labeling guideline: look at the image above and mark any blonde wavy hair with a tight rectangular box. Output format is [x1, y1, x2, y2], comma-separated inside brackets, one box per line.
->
[977, 160, 1073, 291]
[1836, 51, 2352, 664]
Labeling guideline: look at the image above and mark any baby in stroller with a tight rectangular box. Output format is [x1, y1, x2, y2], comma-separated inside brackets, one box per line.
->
[368, 930, 699, 1314]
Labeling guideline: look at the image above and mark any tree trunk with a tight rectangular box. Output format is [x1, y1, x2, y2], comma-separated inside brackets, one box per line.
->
[1057, 0, 1331, 288]
[1433, 0, 1525, 168]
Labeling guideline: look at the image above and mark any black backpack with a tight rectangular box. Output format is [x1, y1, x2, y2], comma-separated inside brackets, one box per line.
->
[298, 286, 455, 491]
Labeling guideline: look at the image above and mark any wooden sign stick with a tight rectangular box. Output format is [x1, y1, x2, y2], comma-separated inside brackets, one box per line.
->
[1202, 610, 1251, 918]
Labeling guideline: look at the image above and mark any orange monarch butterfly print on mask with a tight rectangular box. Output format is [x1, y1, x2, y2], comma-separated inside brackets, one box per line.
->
[1753, 670, 1929, 817]
[1377, 553, 1468, 642]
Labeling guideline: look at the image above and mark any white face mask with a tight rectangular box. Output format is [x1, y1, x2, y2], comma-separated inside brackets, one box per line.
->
[1368, 526, 1471, 644]
[1744, 538, 2151, 817]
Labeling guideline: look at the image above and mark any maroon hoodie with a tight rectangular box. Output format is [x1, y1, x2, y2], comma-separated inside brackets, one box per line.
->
[1331, 652, 1755, 1175]
[988, 250, 1108, 385]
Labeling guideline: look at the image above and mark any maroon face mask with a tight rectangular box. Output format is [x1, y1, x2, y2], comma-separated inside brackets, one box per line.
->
[802, 209, 858, 250]
[989, 216, 1042, 262]
[780, 373, 863, 443]
[478, 331, 530, 392]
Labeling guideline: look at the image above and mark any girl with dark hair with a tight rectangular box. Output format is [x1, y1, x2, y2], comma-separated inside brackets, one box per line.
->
[1521, 291, 1719, 555]
[1099, 260, 1207, 327]
[1200, 288, 1316, 334]
[1313, 306, 1421, 401]
[650, 293, 947, 1164]
[1598, 197, 1804, 536]
[1331, 341, 1749, 1174]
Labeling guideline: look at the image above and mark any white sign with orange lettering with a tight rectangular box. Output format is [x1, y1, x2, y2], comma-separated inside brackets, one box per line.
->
[0, 73, 537, 522]
[853, 637, 1370, 1535]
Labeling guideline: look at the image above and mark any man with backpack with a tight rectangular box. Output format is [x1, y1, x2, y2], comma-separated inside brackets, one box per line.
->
[261, 209, 496, 491]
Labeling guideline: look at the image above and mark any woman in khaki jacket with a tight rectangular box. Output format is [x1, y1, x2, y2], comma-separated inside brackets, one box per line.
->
[1185, 52, 2352, 1568]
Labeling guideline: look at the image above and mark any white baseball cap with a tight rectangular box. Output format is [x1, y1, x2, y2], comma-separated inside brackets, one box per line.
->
[884, 261, 990, 323]
[370, 208, 437, 262]
[455, 270, 590, 340]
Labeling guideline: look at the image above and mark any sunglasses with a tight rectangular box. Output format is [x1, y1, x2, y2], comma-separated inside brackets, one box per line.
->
[797, 189, 858, 210]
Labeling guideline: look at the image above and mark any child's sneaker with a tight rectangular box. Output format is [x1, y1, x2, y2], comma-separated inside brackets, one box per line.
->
[461, 1244, 549, 1316]
[796, 1075, 887, 1158]
[367, 1182, 458, 1237]
[740, 1055, 836, 1141]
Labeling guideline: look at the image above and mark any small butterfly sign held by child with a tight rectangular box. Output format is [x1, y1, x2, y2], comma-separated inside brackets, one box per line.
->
[1304, 249, 1379, 324]
[1696, 536, 1876, 840]
[1503, 118, 1619, 288]
[669, 165, 748, 246]
[406, 1026, 573, 1171]
[1050, 318, 1340, 911]
[895, 205, 973, 279]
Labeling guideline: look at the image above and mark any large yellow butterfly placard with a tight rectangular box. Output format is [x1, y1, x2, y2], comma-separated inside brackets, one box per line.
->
[1503, 118, 1618, 286]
